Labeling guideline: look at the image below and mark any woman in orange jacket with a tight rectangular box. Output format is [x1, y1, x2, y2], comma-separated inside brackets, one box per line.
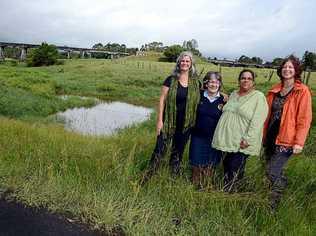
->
[263, 55, 312, 211]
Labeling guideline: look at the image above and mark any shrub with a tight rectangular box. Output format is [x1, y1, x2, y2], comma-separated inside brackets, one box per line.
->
[27, 42, 59, 67]
[163, 45, 185, 62]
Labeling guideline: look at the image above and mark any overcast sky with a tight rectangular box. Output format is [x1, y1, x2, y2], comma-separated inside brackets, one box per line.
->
[1, 0, 315, 61]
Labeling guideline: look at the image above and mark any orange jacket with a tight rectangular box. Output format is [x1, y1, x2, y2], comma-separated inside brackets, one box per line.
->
[263, 81, 312, 147]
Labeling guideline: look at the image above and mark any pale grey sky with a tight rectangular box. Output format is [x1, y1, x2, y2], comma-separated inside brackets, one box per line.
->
[1, 0, 315, 61]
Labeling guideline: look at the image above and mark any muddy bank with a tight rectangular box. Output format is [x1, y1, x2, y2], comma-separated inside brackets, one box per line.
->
[0, 198, 123, 236]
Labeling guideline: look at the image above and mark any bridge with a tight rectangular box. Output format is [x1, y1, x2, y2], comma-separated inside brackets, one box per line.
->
[0, 42, 129, 61]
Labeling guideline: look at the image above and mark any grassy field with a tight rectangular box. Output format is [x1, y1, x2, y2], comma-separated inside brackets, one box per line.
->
[0, 56, 315, 235]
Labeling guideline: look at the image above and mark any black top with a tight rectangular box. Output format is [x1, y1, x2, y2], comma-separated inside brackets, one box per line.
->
[163, 76, 188, 132]
[265, 90, 292, 153]
[192, 91, 225, 139]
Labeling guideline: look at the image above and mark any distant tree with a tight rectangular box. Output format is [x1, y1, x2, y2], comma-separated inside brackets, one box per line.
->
[145, 41, 164, 52]
[183, 39, 198, 50]
[238, 55, 263, 64]
[191, 39, 198, 50]
[103, 43, 127, 52]
[238, 55, 252, 64]
[302, 50, 316, 70]
[92, 43, 103, 49]
[182, 40, 187, 49]
[120, 44, 127, 52]
[182, 39, 201, 56]
[251, 56, 263, 64]
[163, 45, 185, 62]
[27, 42, 59, 67]
[126, 47, 138, 55]
[271, 57, 284, 67]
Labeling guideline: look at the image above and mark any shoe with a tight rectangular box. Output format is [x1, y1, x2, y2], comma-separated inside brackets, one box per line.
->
[170, 162, 181, 178]
[191, 166, 202, 188]
[139, 169, 153, 186]
[269, 191, 281, 212]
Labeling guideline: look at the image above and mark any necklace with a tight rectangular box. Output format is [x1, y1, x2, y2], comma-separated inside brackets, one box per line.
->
[280, 84, 294, 96]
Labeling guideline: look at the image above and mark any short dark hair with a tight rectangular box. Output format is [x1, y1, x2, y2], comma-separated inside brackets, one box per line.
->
[277, 55, 302, 81]
[203, 71, 222, 90]
[238, 69, 256, 81]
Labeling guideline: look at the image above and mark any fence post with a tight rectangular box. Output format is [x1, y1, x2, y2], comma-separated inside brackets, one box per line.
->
[305, 71, 311, 86]
[0, 46, 5, 61]
[268, 70, 274, 82]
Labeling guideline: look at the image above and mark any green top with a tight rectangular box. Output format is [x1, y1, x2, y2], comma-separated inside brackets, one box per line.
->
[212, 90, 268, 156]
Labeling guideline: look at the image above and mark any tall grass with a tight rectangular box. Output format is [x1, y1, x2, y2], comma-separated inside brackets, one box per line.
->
[0, 58, 315, 235]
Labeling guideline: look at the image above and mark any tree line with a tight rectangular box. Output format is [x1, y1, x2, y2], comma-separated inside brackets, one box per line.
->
[4, 40, 316, 71]
[92, 42, 138, 55]
[134, 40, 316, 70]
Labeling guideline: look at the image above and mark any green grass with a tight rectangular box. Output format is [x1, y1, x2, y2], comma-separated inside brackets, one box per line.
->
[0, 58, 315, 235]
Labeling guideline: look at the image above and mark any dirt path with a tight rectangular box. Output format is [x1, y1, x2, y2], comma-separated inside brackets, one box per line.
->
[0, 199, 108, 236]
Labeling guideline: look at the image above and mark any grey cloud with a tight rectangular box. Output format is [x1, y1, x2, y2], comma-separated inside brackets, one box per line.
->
[0, 0, 315, 60]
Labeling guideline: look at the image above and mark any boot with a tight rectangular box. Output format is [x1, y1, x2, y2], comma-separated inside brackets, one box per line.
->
[170, 163, 181, 178]
[201, 167, 213, 189]
[269, 180, 285, 212]
[139, 168, 154, 186]
[139, 154, 161, 186]
[269, 191, 282, 213]
[169, 154, 182, 178]
[191, 166, 201, 186]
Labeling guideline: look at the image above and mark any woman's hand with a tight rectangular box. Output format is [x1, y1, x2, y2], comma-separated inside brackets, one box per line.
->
[293, 144, 303, 154]
[240, 139, 249, 149]
[156, 120, 163, 136]
[220, 92, 229, 103]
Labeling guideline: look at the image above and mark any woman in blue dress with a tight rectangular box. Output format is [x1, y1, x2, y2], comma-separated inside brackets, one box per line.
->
[189, 71, 225, 188]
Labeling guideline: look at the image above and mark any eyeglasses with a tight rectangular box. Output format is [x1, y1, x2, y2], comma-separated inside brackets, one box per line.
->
[240, 77, 253, 81]
[207, 80, 220, 84]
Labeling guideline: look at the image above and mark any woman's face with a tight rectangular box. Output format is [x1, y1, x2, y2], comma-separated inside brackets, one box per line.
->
[179, 55, 192, 72]
[239, 71, 254, 92]
[281, 60, 295, 81]
[206, 78, 220, 94]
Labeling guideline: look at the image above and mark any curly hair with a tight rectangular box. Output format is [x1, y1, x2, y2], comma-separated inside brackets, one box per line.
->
[277, 55, 302, 81]
[172, 51, 197, 78]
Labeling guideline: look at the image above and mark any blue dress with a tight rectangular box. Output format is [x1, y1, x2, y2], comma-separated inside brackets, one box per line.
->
[189, 91, 224, 167]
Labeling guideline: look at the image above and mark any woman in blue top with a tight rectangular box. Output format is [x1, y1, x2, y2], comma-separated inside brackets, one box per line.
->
[189, 71, 225, 188]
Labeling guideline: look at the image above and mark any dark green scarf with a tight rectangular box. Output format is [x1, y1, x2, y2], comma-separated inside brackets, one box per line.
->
[162, 76, 200, 139]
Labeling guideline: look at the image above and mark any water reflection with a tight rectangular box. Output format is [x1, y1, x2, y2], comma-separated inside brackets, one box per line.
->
[57, 101, 153, 136]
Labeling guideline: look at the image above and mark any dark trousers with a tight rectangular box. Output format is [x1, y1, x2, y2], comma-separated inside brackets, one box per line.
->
[148, 131, 191, 176]
[223, 152, 248, 191]
[265, 149, 292, 199]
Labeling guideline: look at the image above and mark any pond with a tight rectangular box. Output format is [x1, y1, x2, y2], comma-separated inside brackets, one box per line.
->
[56, 101, 153, 136]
